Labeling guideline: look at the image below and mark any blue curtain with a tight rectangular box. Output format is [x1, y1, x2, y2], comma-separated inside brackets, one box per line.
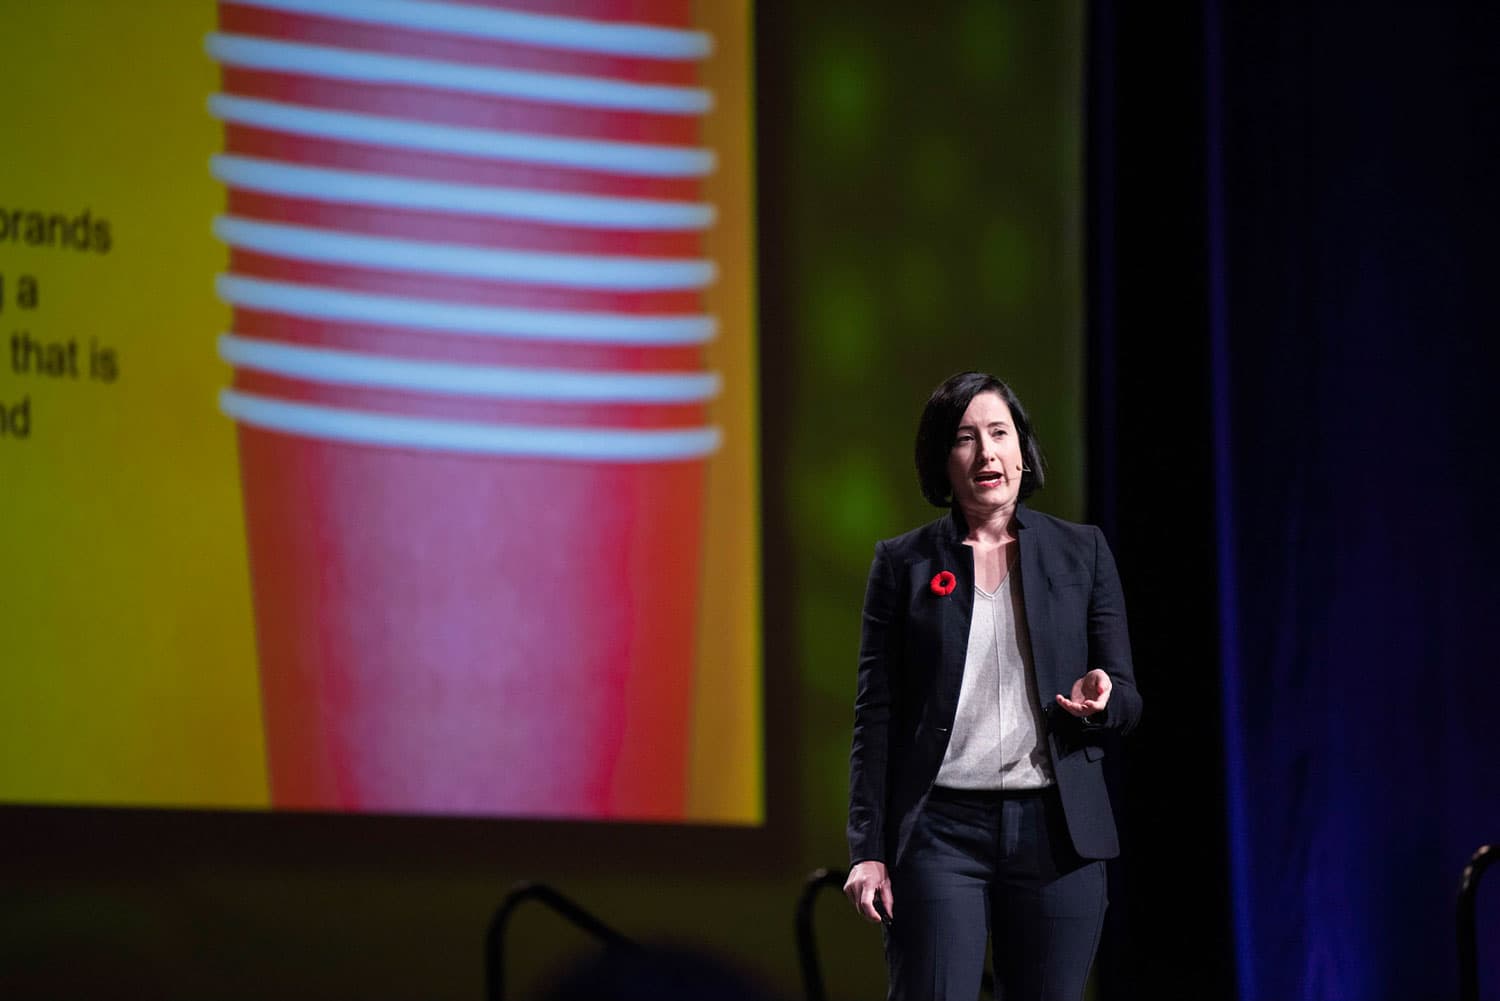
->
[1204, 3, 1500, 998]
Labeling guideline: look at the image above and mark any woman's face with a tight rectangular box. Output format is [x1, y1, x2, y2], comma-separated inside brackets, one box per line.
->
[947, 391, 1025, 515]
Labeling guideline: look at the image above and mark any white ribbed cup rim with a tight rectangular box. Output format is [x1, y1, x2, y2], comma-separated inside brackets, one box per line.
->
[224, 0, 713, 59]
[219, 333, 721, 402]
[206, 33, 712, 114]
[211, 154, 715, 230]
[210, 8, 721, 464]
[215, 274, 717, 344]
[208, 95, 716, 177]
[214, 216, 716, 290]
[222, 389, 721, 461]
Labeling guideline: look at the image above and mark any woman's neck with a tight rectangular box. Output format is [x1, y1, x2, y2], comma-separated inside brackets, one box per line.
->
[958, 503, 1016, 546]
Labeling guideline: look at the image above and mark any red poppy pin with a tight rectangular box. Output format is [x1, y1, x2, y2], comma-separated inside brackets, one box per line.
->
[929, 571, 957, 596]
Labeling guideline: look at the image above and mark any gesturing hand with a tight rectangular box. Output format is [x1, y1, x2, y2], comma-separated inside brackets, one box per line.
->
[843, 859, 894, 924]
[1055, 668, 1112, 718]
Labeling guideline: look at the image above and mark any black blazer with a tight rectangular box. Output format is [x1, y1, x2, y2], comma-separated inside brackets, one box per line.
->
[847, 504, 1142, 867]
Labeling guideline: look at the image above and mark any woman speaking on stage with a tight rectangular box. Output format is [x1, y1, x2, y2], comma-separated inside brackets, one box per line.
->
[843, 371, 1142, 1001]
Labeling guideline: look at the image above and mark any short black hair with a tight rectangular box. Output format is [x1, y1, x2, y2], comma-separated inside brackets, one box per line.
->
[914, 371, 1047, 507]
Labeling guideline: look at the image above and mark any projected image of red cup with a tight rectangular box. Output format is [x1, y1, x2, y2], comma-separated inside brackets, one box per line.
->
[207, 0, 720, 818]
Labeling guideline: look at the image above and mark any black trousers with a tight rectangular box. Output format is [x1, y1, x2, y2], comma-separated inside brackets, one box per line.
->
[885, 786, 1107, 1001]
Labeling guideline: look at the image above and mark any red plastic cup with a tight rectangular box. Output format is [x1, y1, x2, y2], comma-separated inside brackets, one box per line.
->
[210, 0, 718, 818]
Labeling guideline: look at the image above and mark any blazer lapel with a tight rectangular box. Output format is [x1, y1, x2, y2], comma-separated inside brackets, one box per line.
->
[933, 511, 975, 721]
[1015, 506, 1058, 711]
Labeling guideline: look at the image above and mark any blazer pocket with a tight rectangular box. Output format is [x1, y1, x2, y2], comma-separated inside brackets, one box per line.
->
[1049, 571, 1090, 591]
[1083, 744, 1106, 762]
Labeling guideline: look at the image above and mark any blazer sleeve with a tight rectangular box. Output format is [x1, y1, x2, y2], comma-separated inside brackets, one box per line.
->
[847, 539, 900, 865]
[1083, 525, 1143, 734]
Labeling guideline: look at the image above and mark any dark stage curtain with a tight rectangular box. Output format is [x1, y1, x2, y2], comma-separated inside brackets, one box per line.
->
[1092, 2, 1500, 999]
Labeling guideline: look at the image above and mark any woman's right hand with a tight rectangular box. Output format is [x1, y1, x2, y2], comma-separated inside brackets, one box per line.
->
[843, 860, 894, 924]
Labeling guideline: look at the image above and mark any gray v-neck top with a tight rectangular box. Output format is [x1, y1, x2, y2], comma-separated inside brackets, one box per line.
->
[934, 564, 1056, 790]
